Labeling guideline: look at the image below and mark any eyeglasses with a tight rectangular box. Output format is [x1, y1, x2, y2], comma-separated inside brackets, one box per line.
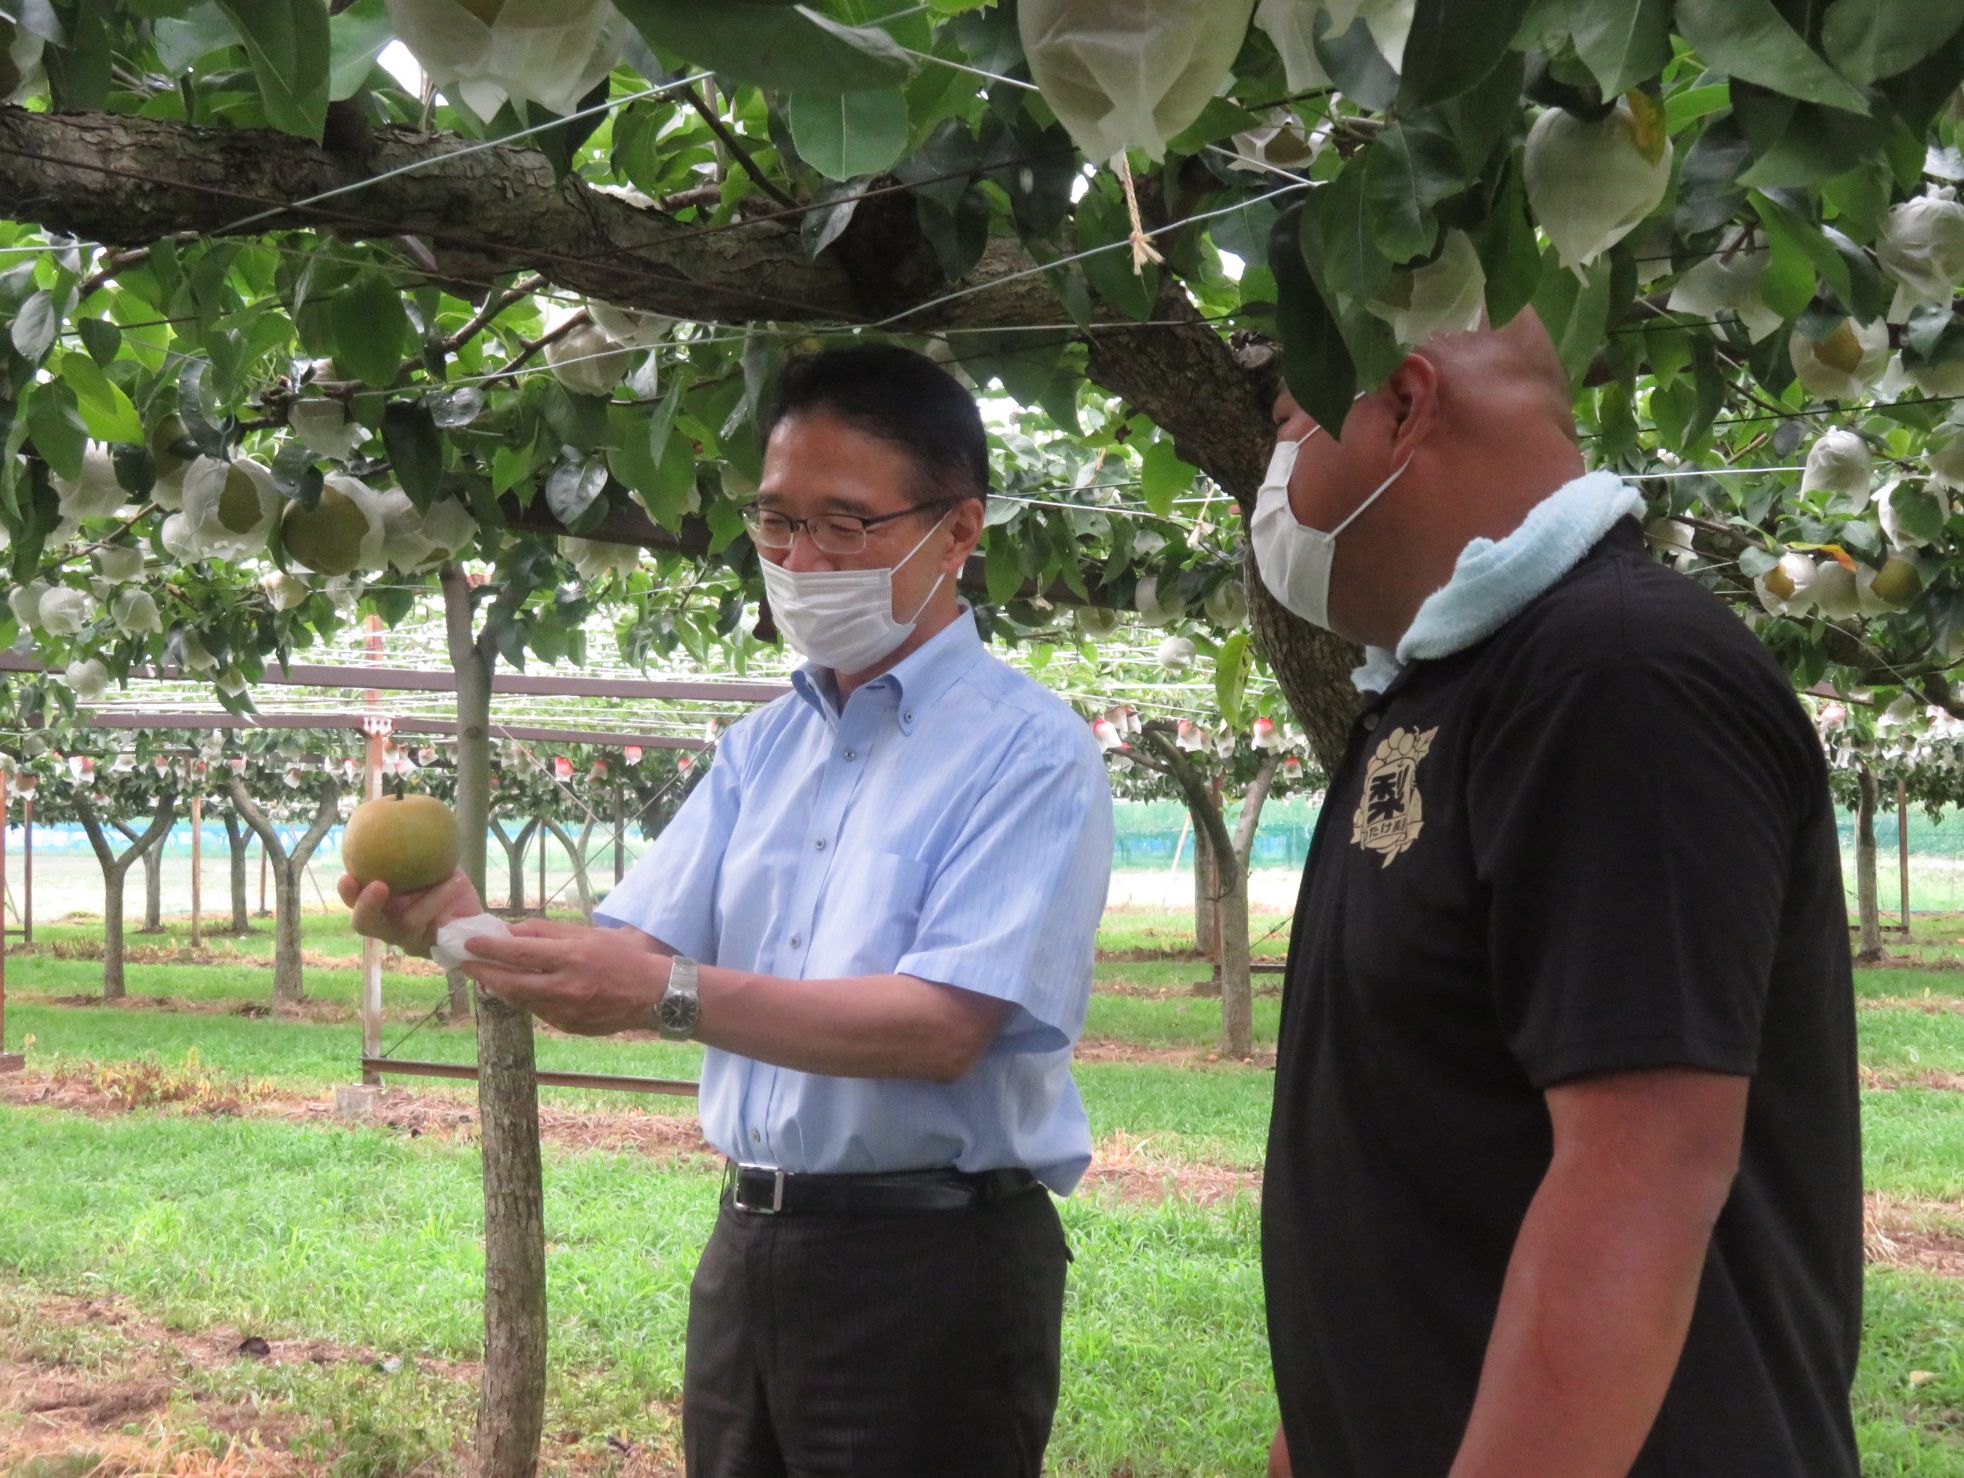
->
[740, 498, 958, 556]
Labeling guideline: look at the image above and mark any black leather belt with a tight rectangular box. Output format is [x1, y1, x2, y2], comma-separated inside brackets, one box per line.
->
[723, 1161, 1039, 1216]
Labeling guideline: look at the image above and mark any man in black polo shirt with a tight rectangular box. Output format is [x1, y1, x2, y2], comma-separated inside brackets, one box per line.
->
[1252, 311, 1861, 1475]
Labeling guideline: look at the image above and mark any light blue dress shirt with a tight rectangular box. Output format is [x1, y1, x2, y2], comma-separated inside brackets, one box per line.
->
[595, 610, 1114, 1193]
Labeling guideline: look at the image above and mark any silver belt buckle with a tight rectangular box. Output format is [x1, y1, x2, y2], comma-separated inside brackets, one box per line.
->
[732, 1162, 785, 1214]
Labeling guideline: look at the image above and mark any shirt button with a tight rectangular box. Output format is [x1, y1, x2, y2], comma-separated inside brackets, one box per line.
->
[789, 934, 802, 948]
[1361, 712, 1380, 733]
[903, 711, 914, 724]
[750, 1129, 761, 1144]
[814, 839, 827, 851]
[843, 748, 857, 761]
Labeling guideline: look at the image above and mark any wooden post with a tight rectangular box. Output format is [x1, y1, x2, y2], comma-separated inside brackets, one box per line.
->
[20, 792, 30, 945]
[361, 614, 385, 1088]
[0, 769, 19, 1073]
[613, 785, 625, 885]
[189, 791, 203, 947]
[258, 843, 269, 916]
[1899, 778, 1912, 933]
[537, 829, 545, 917]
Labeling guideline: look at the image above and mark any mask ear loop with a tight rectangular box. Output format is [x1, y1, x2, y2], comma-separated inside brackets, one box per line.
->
[1328, 457, 1413, 538]
[896, 506, 959, 625]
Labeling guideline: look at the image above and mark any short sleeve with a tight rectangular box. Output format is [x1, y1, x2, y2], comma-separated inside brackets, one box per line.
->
[1469, 659, 1810, 1088]
[593, 738, 743, 960]
[895, 739, 1114, 1053]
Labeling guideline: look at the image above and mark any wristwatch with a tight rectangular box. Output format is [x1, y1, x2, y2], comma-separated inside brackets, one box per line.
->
[656, 955, 701, 1041]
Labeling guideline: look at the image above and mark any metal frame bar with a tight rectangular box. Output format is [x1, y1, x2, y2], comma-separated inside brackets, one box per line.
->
[360, 1056, 698, 1097]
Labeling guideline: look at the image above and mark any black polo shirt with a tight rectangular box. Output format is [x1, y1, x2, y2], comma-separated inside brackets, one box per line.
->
[1262, 519, 1862, 1476]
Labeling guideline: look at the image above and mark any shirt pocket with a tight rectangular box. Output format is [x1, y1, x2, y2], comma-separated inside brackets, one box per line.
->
[807, 849, 934, 977]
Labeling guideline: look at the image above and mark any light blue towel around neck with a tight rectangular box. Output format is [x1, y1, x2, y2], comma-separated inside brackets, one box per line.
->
[1351, 470, 1645, 693]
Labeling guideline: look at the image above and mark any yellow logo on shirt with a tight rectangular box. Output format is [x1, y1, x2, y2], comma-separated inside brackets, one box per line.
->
[1351, 725, 1439, 868]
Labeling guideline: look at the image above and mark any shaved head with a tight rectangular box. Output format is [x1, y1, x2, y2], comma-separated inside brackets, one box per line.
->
[1418, 310, 1579, 448]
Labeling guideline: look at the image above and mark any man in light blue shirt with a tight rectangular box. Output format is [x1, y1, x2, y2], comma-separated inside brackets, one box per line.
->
[346, 346, 1112, 1476]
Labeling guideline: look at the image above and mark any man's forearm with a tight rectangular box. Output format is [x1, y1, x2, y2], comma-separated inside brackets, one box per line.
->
[694, 965, 1006, 1083]
[1448, 1161, 1724, 1477]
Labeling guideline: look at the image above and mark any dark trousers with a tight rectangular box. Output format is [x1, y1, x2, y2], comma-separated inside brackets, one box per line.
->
[682, 1184, 1071, 1477]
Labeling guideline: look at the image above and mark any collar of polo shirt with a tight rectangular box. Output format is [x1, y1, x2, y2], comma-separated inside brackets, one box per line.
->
[789, 605, 987, 735]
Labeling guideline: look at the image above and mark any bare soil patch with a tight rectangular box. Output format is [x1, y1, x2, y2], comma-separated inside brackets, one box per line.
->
[1074, 1038, 1276, 1070]
[1861, 1066, 1964, 1093]
[1866, 1194, 1964, 1279]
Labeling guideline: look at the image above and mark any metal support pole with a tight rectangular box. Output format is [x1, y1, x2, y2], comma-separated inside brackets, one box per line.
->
[20, 793, 30, 945]
[0, 769, 19, 1073]
[614, 785, 625, 885]
[1899, 779, 1912, 933]
[189, 791, 203, 947]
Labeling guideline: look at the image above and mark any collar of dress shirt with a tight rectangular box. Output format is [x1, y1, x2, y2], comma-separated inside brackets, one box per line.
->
[789, 606, 985, 735]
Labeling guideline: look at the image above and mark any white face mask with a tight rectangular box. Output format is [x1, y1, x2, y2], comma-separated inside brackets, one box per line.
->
[759, 509, 953, 674]
[1250, 421, 1409, 632]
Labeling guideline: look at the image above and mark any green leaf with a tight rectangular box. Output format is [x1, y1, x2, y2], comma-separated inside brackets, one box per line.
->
[326, 272, 409, 388]
[1269, 207, 1357, 436]
[56, 351, 142, 444]
[1892, 480, 1949, 543]
[492, 438, 538, 497]
[612, 0, 913, 92]
[76, 317, 121, 367]
[1750, 197, 1817, 316]
[1396, 0, 1537, 108]
[1570, 0, 1673, 97]
[983, 532, 1024, 605]
[1675, 0, 1873, 115]
[24, 382, 87, 483]
[1139, 438, 1192, 518]
[1468, 158, 1542, 326]
[9, 288, 61, 362]
[545, 454, 609, 530]
[1532, 248, 1612, 388]
[1362, 120, 1463, 264]
[1215, 631, 1251, 731]
[380, 400, 442, 510]
[212, 0, 331, 140]
[788, 88, 910, 181]
[327, 0, 393, 101]
[1820, 0, 1964, 85]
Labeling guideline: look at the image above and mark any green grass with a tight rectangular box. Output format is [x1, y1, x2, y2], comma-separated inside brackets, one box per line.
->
[0, 1107, 1271, 1475]
[6, 907, 1964, 1471]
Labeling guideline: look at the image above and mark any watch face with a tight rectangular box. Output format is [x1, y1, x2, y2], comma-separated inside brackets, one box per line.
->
[658, 992, 700, 1036]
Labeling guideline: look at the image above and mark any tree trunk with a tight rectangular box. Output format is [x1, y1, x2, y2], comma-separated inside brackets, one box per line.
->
[543, 817, 595, 922]
[272, 865, 305, 1005]
[223, 811, 251, 934]
[1194, 822, 1219, 970]
[445, 562, 547, 1478]
[227, 778, 340, 1009]
[1856, 766, 1883, 963]
[1219, 865, 1253, 1060]
[76, 793, 176, 1003]
[446, 966, 473, 1022]
[101, 870, 127, 1000]
[141, 833, 163, 932]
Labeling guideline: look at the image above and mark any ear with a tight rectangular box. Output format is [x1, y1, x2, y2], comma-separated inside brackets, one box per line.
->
[942, 496, 985, 573]
[1385, 352, 1441, 461]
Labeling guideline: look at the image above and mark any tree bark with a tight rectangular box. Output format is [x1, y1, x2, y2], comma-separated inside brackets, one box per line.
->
[1137, 728, 1253, 1058]
[445, 562, 547, 1478]
[0, 106, 1365, 758]
[227, 778, 340, 1006]
[1194, 821, 1219, 971]
[74, 793, 176, 1001]
[1856, 766, 1883, 963]
[490, 817, 541, 914]
[541, 816, 595, 922]
[222, 810, 251, 934]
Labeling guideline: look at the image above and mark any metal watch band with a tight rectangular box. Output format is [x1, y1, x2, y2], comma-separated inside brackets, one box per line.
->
[657, 955, 701, 1041]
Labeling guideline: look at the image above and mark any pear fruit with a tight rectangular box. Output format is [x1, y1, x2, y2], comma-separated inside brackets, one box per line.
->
[217, 462, 265, 534]
[1815, 321, 1867, 376]
[343, 794, 460, 895]
[1762, 562, 1796, 601]
[282, 484, 370, 575]
[148, 412, 194, 482]
[1871, 555, 1923, 609]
